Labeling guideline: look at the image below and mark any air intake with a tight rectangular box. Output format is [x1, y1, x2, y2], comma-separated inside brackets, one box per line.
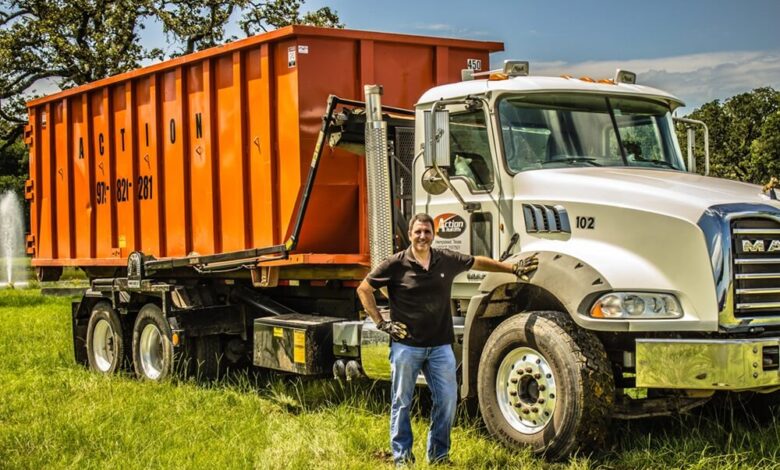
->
[522, 204, 571, 233]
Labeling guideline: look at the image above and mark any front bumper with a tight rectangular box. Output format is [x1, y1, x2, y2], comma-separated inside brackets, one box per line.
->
[636, 338, 780, 391]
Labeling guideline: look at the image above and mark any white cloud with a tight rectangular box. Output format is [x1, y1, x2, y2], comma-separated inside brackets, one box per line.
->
[411, 23, 490, 38]
[531, 50, 780, 114]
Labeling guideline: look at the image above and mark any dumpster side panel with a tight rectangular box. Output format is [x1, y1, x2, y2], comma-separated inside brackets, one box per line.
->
[112, 83, 138, 257]
[162, 69, 187, 258]
[134, 77, 162, 256]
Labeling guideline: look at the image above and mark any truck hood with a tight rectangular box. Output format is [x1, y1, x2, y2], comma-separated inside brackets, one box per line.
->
[515, 167, 780, 223]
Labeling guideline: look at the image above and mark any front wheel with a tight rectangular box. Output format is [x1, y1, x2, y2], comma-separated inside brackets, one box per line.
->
[132, 303, 174, 381]
[477, 311, 614, 460]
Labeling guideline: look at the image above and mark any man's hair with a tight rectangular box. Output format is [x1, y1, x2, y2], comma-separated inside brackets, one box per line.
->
[408, 213, 435, 232]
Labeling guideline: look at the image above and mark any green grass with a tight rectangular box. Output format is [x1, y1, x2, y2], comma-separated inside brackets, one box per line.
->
[1, 288, 779, 469]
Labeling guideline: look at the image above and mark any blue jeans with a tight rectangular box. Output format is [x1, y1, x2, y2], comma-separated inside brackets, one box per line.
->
[389, 342, 457, 464]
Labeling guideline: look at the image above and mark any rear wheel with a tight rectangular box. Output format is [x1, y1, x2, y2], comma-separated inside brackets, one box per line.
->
[477, 311, 614, 460]
[132, 303, 173, 381]
[86, 301, 128, 374]
[190, 335, 223, 380]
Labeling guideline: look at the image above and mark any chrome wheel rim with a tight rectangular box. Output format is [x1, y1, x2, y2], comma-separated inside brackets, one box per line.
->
[139, 323, 164, 379]
[496, 346, 557, 434]
[91, 319, 115, 372]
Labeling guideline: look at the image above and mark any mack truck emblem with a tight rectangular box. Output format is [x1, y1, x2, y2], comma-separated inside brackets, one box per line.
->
[742, 239, 780, 252]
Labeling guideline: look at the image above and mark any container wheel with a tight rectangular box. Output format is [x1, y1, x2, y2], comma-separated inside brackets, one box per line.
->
[86, 301, 128, 374]
[477, 311, 614, 460]
[132, 303, 173, 381]
[190, 335, 223, 380]
[35, 266, 62, 282]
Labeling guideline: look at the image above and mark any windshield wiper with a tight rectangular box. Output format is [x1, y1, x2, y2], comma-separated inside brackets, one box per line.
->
[630, 157, 676, 169]
[542, 156, 602, 167]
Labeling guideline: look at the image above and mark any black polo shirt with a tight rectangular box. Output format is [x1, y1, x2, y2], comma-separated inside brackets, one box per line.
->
[366, 247, 474, 347]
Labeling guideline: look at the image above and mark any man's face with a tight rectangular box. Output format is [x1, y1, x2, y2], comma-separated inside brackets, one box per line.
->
[409, 220, 434, 252]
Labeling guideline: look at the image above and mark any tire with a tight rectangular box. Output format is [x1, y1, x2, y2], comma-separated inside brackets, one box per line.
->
[477, 311, 614, 460]
[86, 301, 129, 374]
[132, 303, 174, 381]
[35, 266, 62, 282]
[191, 335, 223, 380]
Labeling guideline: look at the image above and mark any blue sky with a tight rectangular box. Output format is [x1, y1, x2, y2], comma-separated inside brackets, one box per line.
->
[292, 0, 780, 114]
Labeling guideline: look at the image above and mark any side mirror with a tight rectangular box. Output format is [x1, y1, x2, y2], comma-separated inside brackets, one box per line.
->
[424, 109, 450, 168]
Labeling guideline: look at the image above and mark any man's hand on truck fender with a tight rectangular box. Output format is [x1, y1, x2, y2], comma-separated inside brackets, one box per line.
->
[377, 320, 409, 341]
[513, 255, 539, 282]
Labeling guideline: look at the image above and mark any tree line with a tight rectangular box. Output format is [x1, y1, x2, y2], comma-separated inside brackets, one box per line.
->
[678, 87, 780, 186]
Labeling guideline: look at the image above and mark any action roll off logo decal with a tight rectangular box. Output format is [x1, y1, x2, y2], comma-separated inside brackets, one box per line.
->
[434, 213, 466, 239]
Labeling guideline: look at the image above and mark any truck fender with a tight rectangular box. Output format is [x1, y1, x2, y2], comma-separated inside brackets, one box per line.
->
[460, 251, 612, 399]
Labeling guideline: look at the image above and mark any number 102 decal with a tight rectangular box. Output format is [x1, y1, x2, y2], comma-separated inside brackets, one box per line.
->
[575, 216, 595, 229]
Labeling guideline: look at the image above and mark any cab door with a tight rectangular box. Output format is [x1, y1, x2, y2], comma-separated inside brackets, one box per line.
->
[415, 103, 510, 296]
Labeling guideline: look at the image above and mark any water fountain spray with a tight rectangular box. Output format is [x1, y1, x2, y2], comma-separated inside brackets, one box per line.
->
[0, 190, 28, 289]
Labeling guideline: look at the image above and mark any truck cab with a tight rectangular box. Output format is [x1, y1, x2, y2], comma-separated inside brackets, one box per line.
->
[382, 62, 780, 458]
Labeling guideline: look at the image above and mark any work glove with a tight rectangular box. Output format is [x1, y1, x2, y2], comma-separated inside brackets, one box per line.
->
[377, 320, 409, 341]
[513, 255, 539, 282]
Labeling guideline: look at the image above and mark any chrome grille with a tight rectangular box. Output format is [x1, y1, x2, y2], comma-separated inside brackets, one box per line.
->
[732, 218, 780, 317]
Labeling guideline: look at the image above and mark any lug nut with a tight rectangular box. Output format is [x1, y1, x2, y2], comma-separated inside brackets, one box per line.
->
[525, 367, 533, 373]
[531, 407, 539, 413]
[514, 402, 522, 408]
[510, 378, 519, 384]
[522, 408, 530, 415]
[533, 373, 541, 379]
[537, 398, 545, 404]
[509, 391, 517, 397]
[539, 385, 546, 391]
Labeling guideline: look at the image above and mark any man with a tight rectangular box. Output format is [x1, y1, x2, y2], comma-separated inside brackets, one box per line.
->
[356, 213, 538, 466]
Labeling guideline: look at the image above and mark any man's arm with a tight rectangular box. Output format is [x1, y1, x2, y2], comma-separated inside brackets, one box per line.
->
[472, 256, 514, 273]
[472, 254, 539, 281]
[357, 280, 409, 341]
[357, 280, 385, 325]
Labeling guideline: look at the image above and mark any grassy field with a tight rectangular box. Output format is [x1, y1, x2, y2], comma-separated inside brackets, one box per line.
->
[1, 288, 779, 469]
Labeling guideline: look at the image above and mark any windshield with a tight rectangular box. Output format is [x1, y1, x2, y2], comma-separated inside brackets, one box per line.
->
[499, 94, 685, 172]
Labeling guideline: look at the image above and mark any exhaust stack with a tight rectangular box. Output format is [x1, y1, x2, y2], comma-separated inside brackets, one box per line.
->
[363, 85, 394, 269]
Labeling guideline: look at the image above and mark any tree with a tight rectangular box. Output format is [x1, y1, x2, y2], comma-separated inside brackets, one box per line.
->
[152, 0, 343, 56]
[749, 110, 780, 181]
[680, 87, 780, 185]
[0, 0, 161, 126]
[239, 0, 342, 36]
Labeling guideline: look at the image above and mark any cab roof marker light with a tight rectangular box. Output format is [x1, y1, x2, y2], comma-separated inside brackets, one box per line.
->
[579, 76, 596, 83]
[469, 60, 530, 81]
[614, 69, 637, 85]
[503, 60, 529, 77]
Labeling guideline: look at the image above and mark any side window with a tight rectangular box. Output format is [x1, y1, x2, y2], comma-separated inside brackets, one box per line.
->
[449, 109, 493, 191]
[470, 212, 492, 257]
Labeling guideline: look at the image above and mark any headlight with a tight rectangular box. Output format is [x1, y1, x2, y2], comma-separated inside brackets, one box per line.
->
[590, 292, 682, 319]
